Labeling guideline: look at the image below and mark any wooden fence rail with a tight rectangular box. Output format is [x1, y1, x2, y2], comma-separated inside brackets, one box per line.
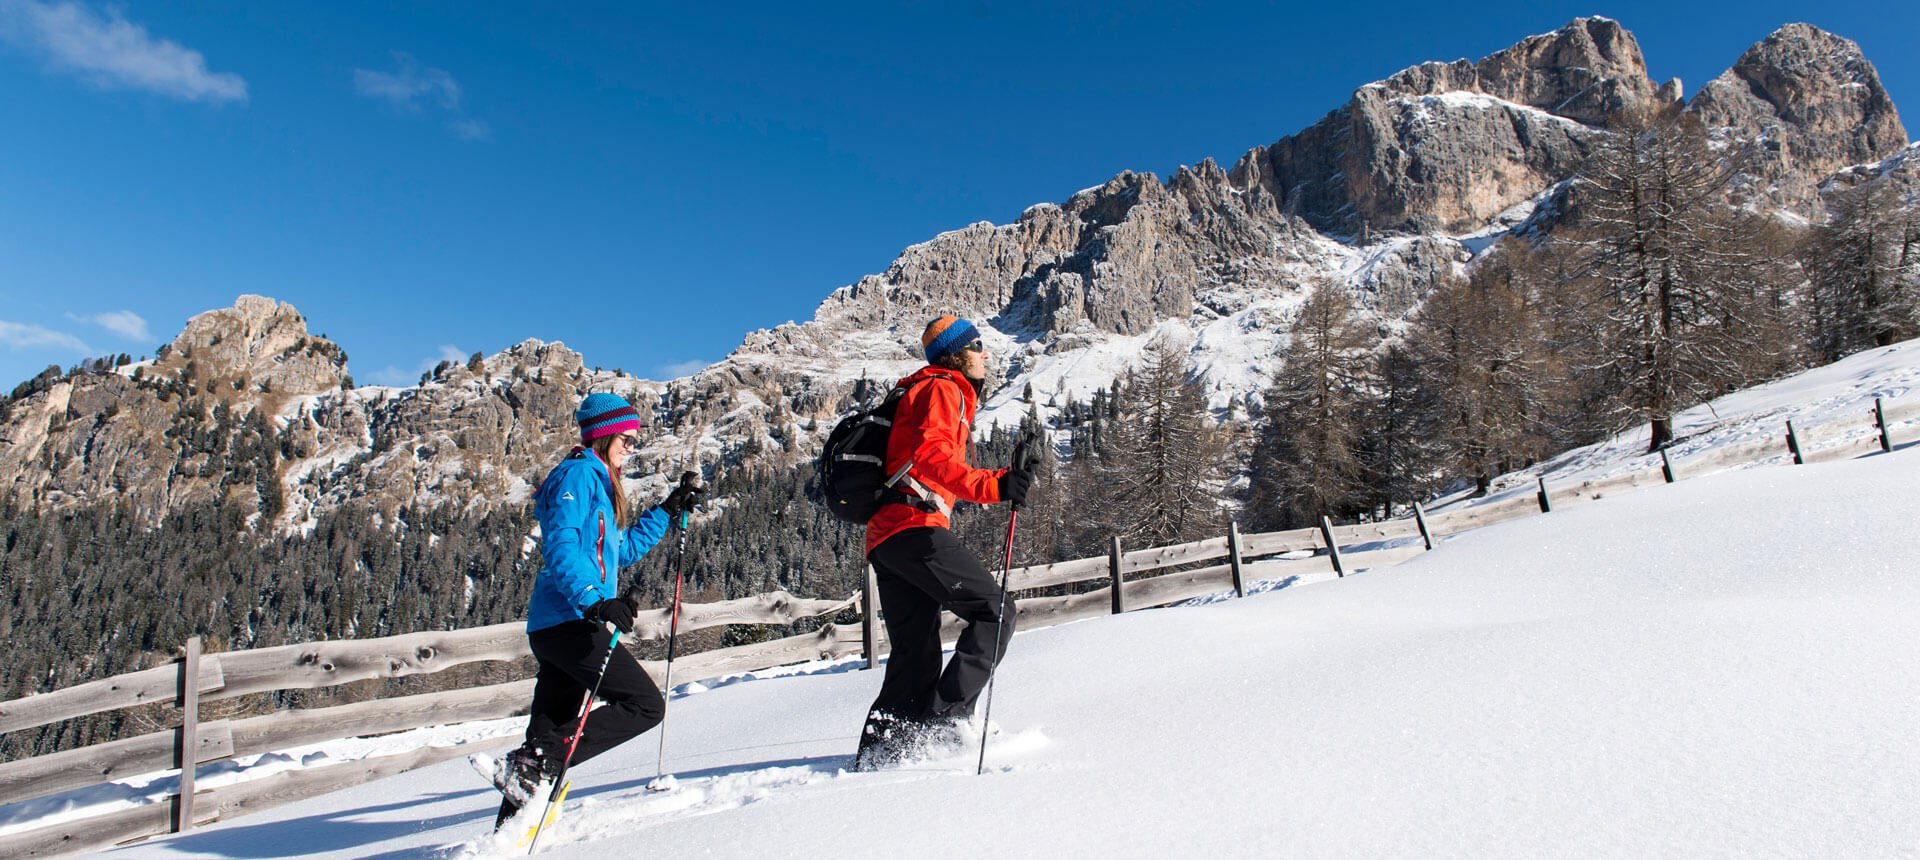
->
[1235, 526, 1321, 558]
[0, 590, 852, 736]
[0, 660, 226, 737]
[3, 394, 1916, 857]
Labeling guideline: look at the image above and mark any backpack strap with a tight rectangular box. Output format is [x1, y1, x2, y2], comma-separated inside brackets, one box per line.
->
[888, 472, 951, 517]
[878, 375, 957, 516]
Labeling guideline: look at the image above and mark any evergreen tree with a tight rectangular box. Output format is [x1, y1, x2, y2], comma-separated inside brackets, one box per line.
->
[1057, 388, 1114, 560]
[1360, 342, 1441, 515]
[1088, 338, 1224, 548]
[1248, 281, 1376, 529]
[1003, 401, 1070, 566]
[1805, 177, 1920, 359]
[1400, 251, 1559, 496]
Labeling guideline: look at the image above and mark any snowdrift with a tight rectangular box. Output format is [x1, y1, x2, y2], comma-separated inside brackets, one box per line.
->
[103, 439, 1920, 857]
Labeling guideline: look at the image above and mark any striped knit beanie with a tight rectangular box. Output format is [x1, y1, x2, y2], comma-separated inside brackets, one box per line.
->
[921, 315, 981, 365]
[576, 392, 642, 443]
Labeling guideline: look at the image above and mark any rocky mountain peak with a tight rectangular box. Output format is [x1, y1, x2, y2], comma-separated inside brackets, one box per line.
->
[1472, 16, 1660, 126]
[1689, 23, 1908, 212]
[489, 338, 591, 381]
[1377, 17, 1661, 127]
[160, 294, 347, 397]
[1222, 17, 1680, 237]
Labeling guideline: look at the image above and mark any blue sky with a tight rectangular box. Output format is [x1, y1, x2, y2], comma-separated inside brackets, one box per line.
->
[1, 1, 1914, 391]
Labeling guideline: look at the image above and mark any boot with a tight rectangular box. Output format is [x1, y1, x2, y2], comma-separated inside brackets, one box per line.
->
[492, 742, 562, 830]
[499, 742, 560, 807]
[852, 711, 908, 772]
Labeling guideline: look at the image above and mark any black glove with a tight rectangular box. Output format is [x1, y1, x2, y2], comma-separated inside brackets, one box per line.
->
[999, 436, 1039, 508]
[584, 596, 637, 634]
[661, 483, 705, 518]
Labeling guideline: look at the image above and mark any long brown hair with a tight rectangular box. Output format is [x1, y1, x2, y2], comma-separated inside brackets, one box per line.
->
[587, 436, 632, 527]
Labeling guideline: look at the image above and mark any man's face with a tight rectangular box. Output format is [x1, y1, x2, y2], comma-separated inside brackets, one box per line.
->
[958, 339, 988, 382]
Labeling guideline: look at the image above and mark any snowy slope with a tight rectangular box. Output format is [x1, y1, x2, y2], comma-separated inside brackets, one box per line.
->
[91, 421, 1920, 855]
[1436, 338, 1920, 510]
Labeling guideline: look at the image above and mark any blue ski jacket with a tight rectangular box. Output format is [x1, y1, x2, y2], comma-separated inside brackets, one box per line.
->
[527, 448, 671, 633]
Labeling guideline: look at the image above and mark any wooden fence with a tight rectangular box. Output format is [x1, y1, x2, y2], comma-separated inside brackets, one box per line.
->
[0, 591, 858, 857]
[2, 396, 1915, 856]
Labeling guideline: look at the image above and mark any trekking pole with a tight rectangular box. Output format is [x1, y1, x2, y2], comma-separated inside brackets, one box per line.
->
[976, 432, 1033, 776]
[649, 470, 698, 791]
[648, 519, 688, 790]
[974, 507, 1018, 777]
[527, 622, 620, 854]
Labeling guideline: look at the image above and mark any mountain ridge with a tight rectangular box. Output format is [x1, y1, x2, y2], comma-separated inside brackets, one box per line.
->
[0, 18, 1909, 536]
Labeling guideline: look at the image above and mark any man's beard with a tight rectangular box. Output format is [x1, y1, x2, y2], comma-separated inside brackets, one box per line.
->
[965, 369, 990, 397]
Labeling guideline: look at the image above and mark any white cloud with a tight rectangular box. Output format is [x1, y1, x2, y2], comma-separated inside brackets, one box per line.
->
[0, 319, 91, 354]
[657, 359, 710, 379]
[353, 52, 490, 142]
[66, 309, 151, 341]
[0, 0, 247, 104]
[362, 365, 411, 387]
[364, 345, 469, 387]
[448, 118, 491, 142]
[353, 52, 460, 112]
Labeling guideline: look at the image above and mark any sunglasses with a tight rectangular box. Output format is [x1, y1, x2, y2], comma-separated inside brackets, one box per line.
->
[961, 341, 986, 354]
[614, 433, 640, 446]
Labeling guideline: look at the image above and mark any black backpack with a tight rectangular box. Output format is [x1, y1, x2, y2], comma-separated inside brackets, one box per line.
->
[814, 378, 933, 524]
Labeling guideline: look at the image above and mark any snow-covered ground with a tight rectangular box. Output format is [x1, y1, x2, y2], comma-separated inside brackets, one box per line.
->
[51, 341, 1917, 857]
[1437, 338, 1920, 510]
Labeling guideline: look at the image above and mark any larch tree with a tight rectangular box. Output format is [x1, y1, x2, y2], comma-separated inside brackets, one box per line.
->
[1805, 177, 1920, 360]
[1359, 342, 1440, 516]
[1401, 248, 1560, 496]
[1248, 280, 1376, 529]
[1557, 108, 1795, 451]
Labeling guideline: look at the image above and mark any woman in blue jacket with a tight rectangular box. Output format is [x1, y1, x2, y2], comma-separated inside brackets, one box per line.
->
[490, 392, 699, 822]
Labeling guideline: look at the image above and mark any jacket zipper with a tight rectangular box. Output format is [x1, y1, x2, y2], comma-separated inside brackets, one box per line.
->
[596, 512, 607, 583]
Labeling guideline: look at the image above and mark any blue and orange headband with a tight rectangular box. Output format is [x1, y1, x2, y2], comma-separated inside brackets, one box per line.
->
[921, 315, 981, 364]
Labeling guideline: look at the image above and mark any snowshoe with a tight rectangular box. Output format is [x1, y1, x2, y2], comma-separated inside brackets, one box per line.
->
[851, 711, 911, 772]
[483, 742, 562, 830]
[852, 712, 977, 771]
[494, 779, 570, 845]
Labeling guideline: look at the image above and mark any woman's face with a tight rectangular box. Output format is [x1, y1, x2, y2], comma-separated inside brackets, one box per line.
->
[609, 431, 639, 460]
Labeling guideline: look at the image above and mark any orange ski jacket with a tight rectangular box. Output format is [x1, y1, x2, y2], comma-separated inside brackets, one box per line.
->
[863, 365, 1007, 556]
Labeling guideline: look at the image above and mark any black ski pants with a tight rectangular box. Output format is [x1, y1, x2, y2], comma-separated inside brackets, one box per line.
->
[863, 526, 1015, 726]
[524, 620, 665, 766]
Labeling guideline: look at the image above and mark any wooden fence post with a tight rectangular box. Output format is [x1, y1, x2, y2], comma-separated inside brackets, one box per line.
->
[1412, 501, 1434, 551]
[1786, 419, 1805, 465]
[862, 565, 878, 670]
[1535, 476, 1552, 512]
[1226, 521, 1246, 598]
[1876, 398, 1894, 453]
[1318, 516, 1346, 578]
[171, 636, 200, 834]
[1660, 448, 1676, 483]
[1108, 536, 1126, 614]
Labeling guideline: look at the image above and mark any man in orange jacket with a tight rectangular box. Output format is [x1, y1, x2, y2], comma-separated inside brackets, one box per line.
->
[853, 315, 1036, 771]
